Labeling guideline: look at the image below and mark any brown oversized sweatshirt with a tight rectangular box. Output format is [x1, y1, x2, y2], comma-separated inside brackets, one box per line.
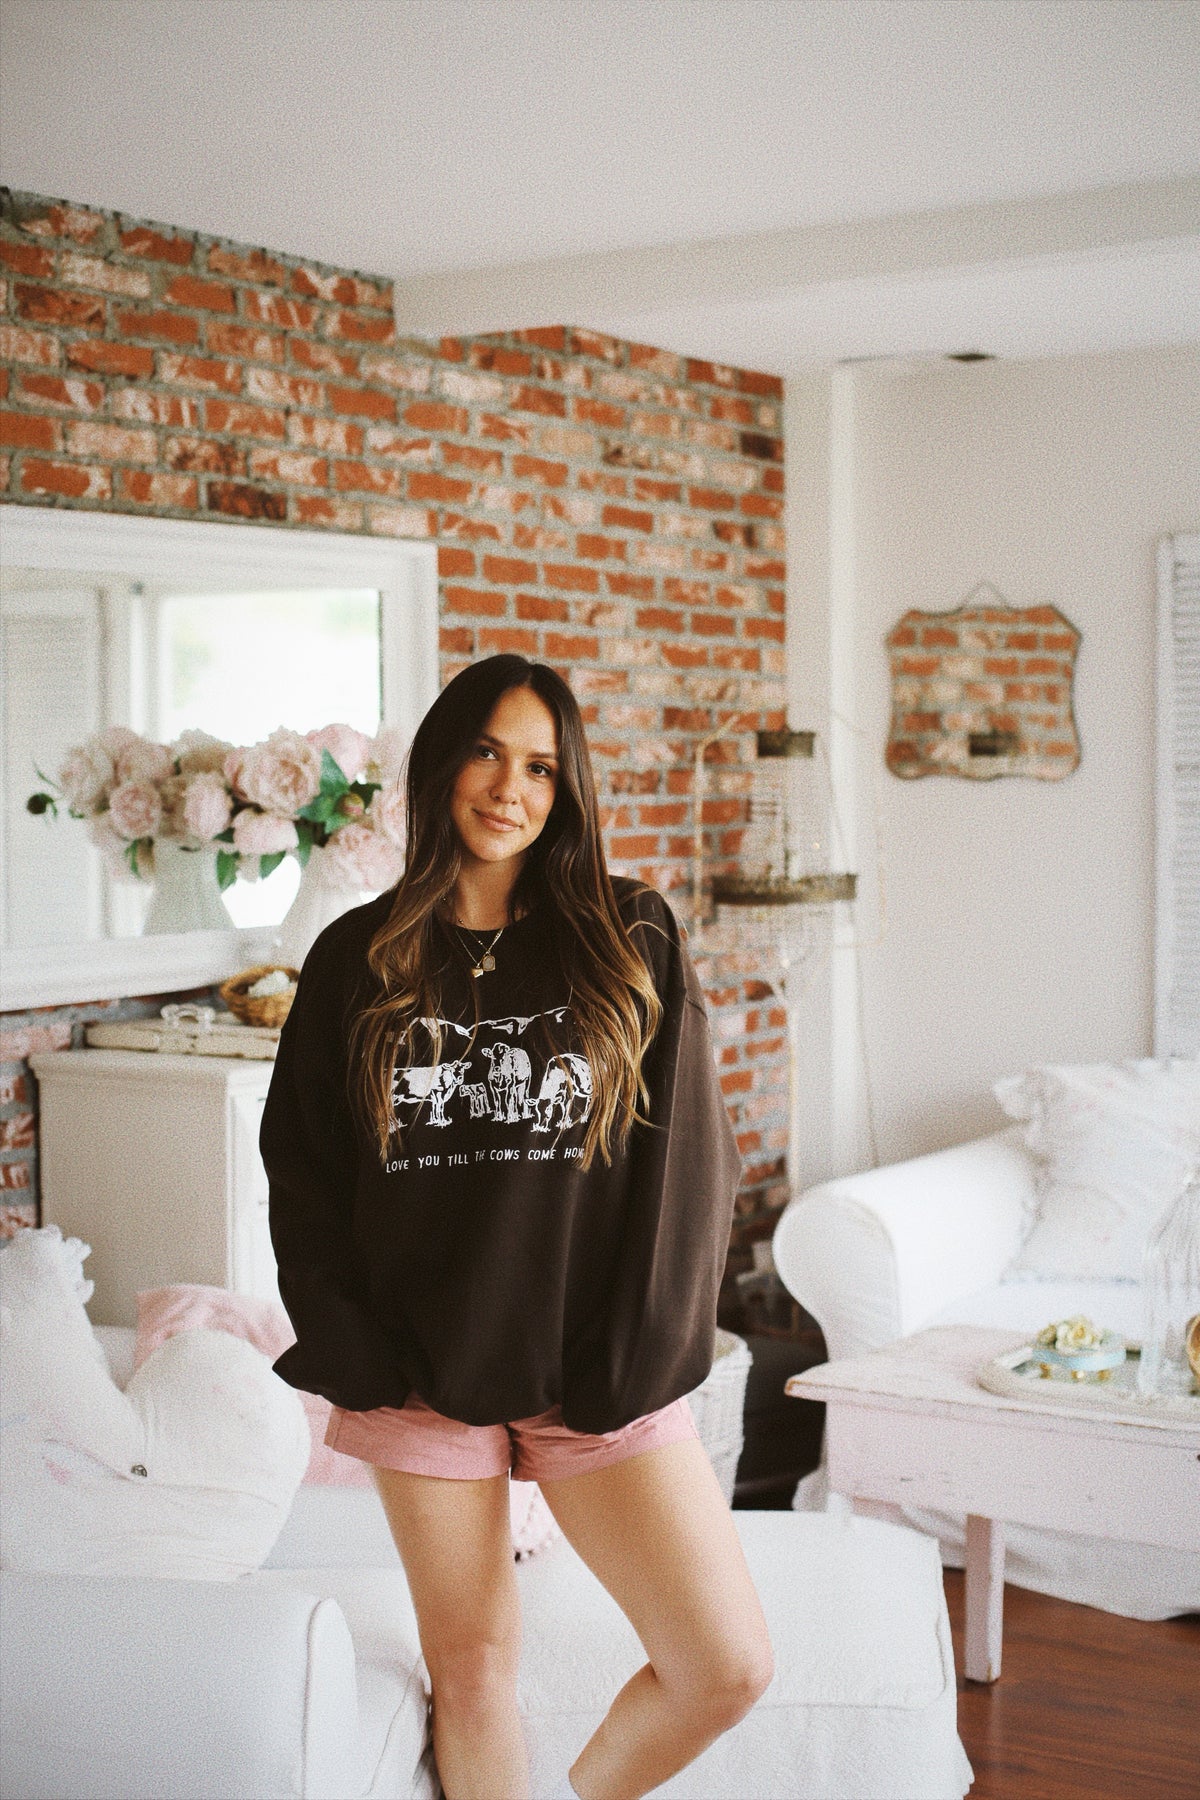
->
[262, 874, 743, 1433]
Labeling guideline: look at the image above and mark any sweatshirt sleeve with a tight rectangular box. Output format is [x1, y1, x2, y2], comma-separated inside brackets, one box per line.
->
[261, 918, 412, 1411]
[562, 886, 744, 1432]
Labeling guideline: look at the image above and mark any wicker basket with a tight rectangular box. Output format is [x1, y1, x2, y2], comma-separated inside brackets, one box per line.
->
[684, 1328, 752, 1505]
[219, 964, 300, 1029]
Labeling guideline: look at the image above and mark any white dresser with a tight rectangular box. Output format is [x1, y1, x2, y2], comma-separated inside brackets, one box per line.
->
[30, 1048, 280, 1326]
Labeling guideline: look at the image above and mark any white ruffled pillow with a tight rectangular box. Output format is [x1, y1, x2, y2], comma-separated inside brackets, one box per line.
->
[0, 1225, 310, 1580]
[996, 1058, 1200, 1282]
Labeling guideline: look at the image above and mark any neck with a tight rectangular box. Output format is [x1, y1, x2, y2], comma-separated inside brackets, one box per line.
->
[444, 871, 530, 930]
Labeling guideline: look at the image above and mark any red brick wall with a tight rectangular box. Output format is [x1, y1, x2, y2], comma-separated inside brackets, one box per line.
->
[0, 190, 791, 1286]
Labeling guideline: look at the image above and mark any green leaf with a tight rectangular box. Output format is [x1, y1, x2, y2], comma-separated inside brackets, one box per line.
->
[216, 849, 240, 891]
[125, 839, 153, 880]
[214, 825, 235, 843]
[318, 747, 349, 792]
[294, 819, 315, 867]
[258, 851, 286, 879]
[297, 792, 339, 823]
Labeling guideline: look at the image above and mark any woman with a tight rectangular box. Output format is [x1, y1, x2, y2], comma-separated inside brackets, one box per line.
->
[263, 653, 773, 1800]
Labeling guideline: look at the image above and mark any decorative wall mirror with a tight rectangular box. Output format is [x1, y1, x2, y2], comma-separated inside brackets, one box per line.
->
[0, 506, 438, 1008]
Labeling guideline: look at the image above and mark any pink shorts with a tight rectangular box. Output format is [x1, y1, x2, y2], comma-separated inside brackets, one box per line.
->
[324, 1388, 700, 1483]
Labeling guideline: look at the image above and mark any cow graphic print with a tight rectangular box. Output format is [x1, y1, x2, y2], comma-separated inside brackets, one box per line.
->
[392, 1007, 594, 1133]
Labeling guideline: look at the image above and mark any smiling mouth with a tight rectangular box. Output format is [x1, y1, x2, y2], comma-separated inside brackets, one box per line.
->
[477, 812, 520, 830]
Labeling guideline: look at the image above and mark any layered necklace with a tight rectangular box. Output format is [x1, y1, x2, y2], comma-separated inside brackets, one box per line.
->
[451, 917, 506, 978]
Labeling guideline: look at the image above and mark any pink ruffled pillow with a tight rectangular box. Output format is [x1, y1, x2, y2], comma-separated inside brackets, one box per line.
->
[132, 1285, 562, 1558]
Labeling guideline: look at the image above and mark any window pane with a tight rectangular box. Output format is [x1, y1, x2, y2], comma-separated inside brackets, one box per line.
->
[155, 589, 381, 745]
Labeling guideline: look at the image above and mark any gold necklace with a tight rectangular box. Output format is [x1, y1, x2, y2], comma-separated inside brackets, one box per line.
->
[453, 919, 505, 977]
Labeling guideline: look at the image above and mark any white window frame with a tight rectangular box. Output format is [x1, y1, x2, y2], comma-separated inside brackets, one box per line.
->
[1155, 529, 1200, 1059]
[0, 505, 439, 1009]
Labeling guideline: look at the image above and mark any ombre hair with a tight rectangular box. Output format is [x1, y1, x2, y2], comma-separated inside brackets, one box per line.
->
[350, 654, 666, 1171]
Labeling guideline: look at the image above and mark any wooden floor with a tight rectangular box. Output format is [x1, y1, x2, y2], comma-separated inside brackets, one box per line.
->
[942, 1571, 1200, 1799]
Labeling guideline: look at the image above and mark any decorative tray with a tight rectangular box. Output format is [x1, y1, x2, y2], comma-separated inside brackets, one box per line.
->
[976, 1342, 1200, 1423]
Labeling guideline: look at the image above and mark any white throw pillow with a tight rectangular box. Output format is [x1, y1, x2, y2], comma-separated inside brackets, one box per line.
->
[995, 1058, 1200, 1282]
[0, 1225, 310, 1580]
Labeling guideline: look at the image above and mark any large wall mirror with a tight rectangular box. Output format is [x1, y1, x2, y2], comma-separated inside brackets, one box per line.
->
[0, 506, 438, 1008]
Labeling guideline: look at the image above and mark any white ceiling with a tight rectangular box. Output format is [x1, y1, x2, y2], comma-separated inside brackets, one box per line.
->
[2, 0, 1199, 370]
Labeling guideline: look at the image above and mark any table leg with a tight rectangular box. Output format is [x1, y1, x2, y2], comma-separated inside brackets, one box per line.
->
[964, 1513, 1005, 1682]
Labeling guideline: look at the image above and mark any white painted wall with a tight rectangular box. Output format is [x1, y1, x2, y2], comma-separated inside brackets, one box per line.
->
[787, 343, 1200, 1176]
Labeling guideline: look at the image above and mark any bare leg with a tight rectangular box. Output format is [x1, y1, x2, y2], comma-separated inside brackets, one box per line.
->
[538, 1436, 774, 1800]
[370, 1464, 529, 1800]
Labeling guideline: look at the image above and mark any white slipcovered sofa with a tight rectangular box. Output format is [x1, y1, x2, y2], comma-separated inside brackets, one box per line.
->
[772, 1123, 1200, 1620]
[0, 1316, 974, 1800]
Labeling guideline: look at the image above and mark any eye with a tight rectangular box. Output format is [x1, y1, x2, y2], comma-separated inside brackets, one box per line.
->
[531, 762, 555, 778]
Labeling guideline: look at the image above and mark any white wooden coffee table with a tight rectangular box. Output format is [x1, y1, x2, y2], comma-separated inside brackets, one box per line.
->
[786, 1325, 1200, 1683]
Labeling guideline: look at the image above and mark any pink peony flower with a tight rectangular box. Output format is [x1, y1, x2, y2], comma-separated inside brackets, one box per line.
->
[114, 736, 172, 787]
[367, 725, 407, 785]
[232, 809, 299, 856]
[155, 774, 188, 839]
[174, 729, 235, 776]
[237, 729, 322, 817]
[368, 782, 407, 848]
[306, 723, 373, 783]
[224, 745, 251, 799]
[97, 724, 141, 762]
[58, 740, 115, 815]
[87, 810, 151, 882]
[180, 771, 233, 844]
[322, 821, 403, 893]
[107, 780, 163, 843]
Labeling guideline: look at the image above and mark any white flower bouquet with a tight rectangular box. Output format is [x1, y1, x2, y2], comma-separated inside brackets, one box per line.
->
[1035, 1315, 1105, 1354]
[27, 721, 408, 894]
[1032, 1313, 1127, 1382]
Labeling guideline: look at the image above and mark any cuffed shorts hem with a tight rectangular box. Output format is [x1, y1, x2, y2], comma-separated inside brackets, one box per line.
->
[324, 1388, 700, 1482]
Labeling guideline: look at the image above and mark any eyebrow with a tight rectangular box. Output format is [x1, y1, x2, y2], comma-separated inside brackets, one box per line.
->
[478, 732, 559, 762]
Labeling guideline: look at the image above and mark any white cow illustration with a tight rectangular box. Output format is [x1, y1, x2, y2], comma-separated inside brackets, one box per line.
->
[532, 1053, 593, 1130]
[480, 1042, 535, 1123]
[458, 1081, 492, 1120]
[392, 1058, 471, 1126]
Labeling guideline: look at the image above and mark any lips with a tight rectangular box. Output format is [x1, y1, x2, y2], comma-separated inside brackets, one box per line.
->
[477, 811, 520, 830]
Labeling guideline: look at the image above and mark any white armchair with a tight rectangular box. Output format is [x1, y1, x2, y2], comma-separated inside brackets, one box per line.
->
[772, 1127, 1197, 1620]
[773, 1127, 1037, 1363]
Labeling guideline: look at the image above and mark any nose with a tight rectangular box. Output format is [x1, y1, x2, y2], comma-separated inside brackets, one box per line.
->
[489, 760, 522, 803]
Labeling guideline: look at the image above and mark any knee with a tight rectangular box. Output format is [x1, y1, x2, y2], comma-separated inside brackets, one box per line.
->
[675, 1632, 775, 1731]
[425, 1631, 522, 1713]
[716, 1637, 775, 1724]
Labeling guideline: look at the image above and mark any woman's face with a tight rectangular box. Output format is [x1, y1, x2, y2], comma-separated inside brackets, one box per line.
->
[449, 685, 560, 874]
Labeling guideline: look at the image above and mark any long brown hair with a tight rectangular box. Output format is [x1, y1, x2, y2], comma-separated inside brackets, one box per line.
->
[351, 654, 665, 1171]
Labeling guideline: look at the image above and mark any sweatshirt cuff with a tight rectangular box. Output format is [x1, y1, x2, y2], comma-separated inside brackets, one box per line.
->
[271, 1341, 412, 1414]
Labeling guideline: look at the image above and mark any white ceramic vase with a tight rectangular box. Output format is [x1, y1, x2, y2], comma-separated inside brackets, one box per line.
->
[142, 841, 233, 935]
[276, 845, 364, 969]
